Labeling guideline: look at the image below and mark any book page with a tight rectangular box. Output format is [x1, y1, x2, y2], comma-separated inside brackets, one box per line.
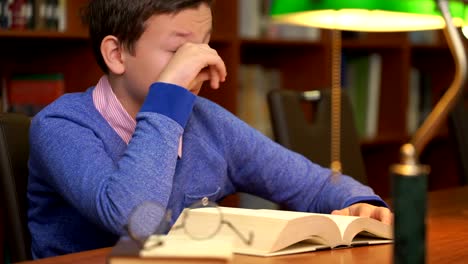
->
[217, 207, 344, 253]
[313, 214, 393, 246]
[342, 217, 393, 245]
[218, 207, 314, 220]
[319, 214, 361, 239]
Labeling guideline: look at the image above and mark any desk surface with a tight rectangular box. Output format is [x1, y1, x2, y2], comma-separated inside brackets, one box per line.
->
[17, 186, 468, 264]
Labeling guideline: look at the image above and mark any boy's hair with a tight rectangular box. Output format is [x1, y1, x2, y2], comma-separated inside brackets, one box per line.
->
[82, 0, 214, 74]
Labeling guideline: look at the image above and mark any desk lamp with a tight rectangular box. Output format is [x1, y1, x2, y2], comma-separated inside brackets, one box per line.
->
[270, 1, 467, 263]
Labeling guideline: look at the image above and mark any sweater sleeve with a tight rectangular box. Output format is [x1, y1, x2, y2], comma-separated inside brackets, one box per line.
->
[29, 83, 195, 235]
[216, 104, 386, 213]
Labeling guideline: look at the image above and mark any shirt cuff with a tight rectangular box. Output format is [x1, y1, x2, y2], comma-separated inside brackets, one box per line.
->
[140, 82, 196, 128]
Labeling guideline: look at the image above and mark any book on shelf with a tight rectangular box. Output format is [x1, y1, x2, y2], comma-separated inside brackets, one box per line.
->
[237, 0, 261, 38]
[6, 73, 64, 116]
[108, 235, 233, 264]
[57, 0, 66, 31]
[265, 23, 321, 41]
[237, 64, 280, 138]
[344, 53, 382, 139]
[237, 0, 320, 41]
[35, 0, 64, 31]
[168, 206, 393, 257]
[0, 0, 66, 31]
[409, 30, 439, 45]
[34, 0, 47, 30]
[365, 53, 382, 139]
[407, 67, 433, 135]
[8, 0, 26, 30]
[407, 68, 421, 134]
[0, 0, 8, 29]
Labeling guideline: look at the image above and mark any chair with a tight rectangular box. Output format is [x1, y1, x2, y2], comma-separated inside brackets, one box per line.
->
[449, 97, 468, 185]
[0, 113, 32, 262]
[267, 89, 367, 184]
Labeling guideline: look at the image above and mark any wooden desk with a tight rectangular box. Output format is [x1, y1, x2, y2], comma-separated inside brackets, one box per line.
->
[16, 186, 468, 264]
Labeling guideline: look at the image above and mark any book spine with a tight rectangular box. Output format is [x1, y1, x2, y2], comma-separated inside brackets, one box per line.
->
[0, 0, 62, 31]
[345, 53, 383, 139]
[7, 73, 65, 116]
[365, 53, 382, 139]
[237, 64, 279, 138]
[407, 68, 421, 135]
[50, 0, 59, 30]
[57, 0, 65, 31]
[409, 30, 438, 45]
[238, 0, 261, 38]
[45, 0, 54, 30]
[0, 0, 8, 28]
[9, 0, 26, 30]
[25, 0, 33, 29]
[347, 55, 370, 138]
[34, 0, 46, 30]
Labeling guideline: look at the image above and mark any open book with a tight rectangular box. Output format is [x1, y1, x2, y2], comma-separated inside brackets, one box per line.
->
[168, 207, 393, 257]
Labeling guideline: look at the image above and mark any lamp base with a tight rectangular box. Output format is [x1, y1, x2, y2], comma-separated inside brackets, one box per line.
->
[391, 164, 428, 264]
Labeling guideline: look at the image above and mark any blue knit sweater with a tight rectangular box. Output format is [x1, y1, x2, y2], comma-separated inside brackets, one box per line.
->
[28, 82, 385, 258]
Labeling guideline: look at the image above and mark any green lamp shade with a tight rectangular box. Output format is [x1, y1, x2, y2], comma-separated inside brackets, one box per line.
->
[464, 7, 468, 38]
[270, 0, 466, 32]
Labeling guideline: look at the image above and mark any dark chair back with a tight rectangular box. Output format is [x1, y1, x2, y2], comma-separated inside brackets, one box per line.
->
[267, 89, 367, 184]
[449, 98, 468, 185]
[0, 113, 32, 262]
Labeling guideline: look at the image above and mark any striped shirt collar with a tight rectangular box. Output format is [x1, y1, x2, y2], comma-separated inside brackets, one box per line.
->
[92, 76, 136, 144]
[92, 76, 183, 157]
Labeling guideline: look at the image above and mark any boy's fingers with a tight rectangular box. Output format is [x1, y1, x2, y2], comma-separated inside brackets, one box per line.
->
[331, 208, 350, 216]
[374, 207, 393, 225]
[210, 66, 220, 89]
[350, 204, 373, 218]
[333, 203, 393, 225]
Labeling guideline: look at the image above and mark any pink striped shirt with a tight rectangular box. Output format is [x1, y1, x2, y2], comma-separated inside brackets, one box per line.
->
[92, 76, 182, 157]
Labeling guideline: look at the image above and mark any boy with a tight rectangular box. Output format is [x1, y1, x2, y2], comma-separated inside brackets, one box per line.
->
[27, 0, 391, 259]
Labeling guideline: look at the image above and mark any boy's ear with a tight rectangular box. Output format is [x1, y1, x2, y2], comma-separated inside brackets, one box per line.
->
[101, 36, 125, 75]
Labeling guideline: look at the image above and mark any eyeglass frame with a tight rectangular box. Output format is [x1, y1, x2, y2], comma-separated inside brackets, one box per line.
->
[124, 197, 254, 250]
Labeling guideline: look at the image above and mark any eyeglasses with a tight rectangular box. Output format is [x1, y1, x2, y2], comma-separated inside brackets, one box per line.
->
[125, 197, 254, 250]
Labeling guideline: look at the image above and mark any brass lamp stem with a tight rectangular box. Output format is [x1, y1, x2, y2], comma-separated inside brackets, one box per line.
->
[330, 30, 342, 176]
[402, 0, 467, 163]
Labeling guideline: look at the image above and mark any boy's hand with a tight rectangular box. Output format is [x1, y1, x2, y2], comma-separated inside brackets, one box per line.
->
[331, 203, 393, 225]
[158, 42, 227, 95]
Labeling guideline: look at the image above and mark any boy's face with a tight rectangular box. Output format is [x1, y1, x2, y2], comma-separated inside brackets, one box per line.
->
[122, 3, 212, 103]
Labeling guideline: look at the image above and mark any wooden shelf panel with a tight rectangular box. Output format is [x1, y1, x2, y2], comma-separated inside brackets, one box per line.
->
[342, 40, 406, 50]
[240, 38, 330, 91]
[411, 43, 450, 51]
[0, 30, 88, 39]
[360, 135, 407, 148]
[241, 38, 324, 47]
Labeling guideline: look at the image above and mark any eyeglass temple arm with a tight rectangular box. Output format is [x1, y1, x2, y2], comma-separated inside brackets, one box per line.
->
[221, 220, 254, 245]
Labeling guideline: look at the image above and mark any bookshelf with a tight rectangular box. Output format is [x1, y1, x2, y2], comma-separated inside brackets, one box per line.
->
[0, 1, 463, 200]
[220, 0, 466, 198]
[0, 0, 102, 98]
